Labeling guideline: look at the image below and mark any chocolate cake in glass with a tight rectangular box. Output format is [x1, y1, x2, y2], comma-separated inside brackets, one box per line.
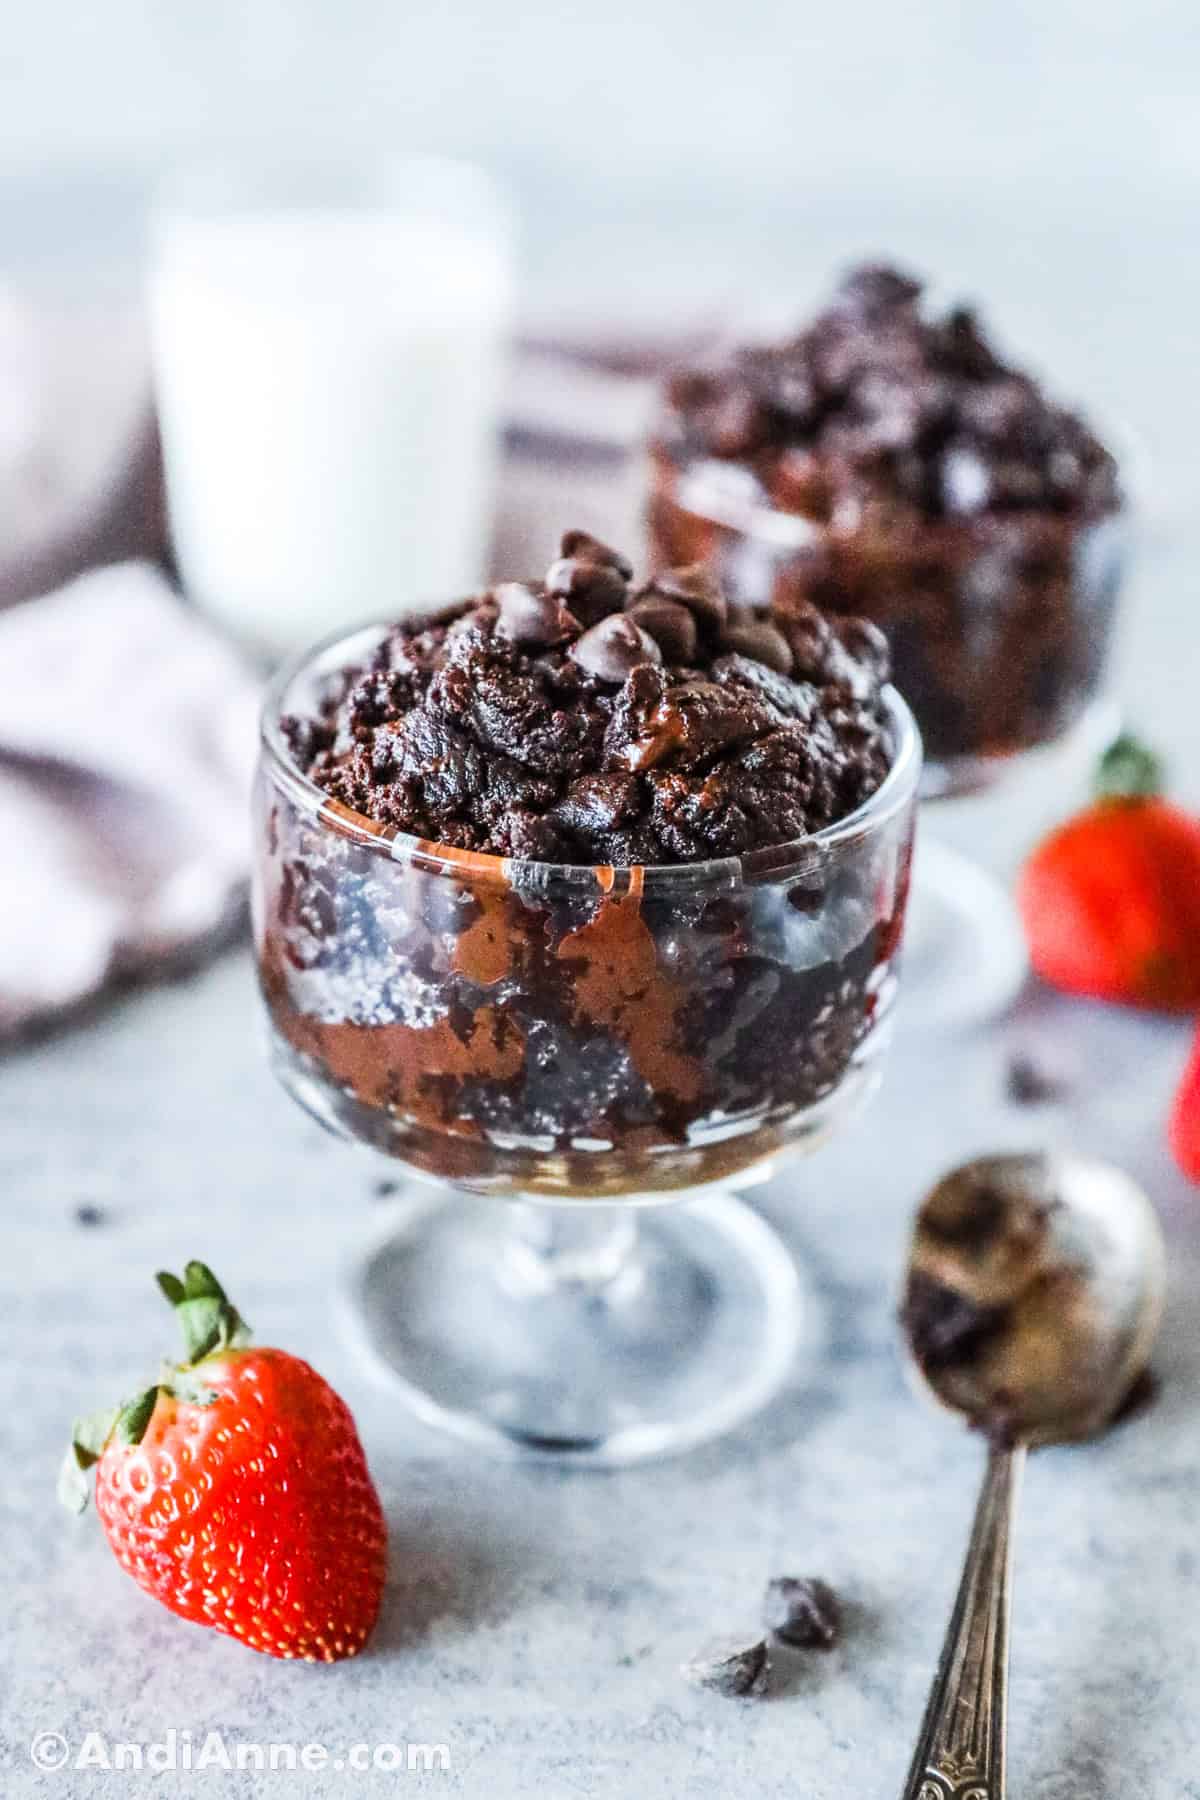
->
[254, 531, 920, 1461]
[647, 263, 1126, 794]
[648, 265, 1127, 1029]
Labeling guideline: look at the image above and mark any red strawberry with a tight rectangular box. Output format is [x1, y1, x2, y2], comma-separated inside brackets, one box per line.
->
[61, 1262, 386, 1662]
[1017, 736, 1200, 1010]
[1169, 1024, 1200, 1182]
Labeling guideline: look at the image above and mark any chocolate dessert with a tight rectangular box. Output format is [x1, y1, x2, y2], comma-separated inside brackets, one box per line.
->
[253, 533, 918, 1196]
[648, 264, 1126, 773]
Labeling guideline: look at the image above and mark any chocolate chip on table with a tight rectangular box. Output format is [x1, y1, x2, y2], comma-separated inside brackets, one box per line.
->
[641, 563, 728, 632]
[569, 614, 663, 683]
[558, 529, 634, 580]
[626, 595, 699, 663]
[1005, 1051, 1070, 1107]
[492, 582, 579, 647]
[721, 617, 794, 676]
[763, 1576, 842, 1650]
[74, 1202, 107, 1228]
[682, 1636, 769, 1698]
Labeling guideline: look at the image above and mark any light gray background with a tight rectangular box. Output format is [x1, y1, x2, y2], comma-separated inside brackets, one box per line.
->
[3, 5, 1200, 1796]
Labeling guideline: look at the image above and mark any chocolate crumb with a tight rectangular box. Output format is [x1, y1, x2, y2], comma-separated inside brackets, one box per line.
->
[763, 1576, 841, 1650]
[73, 1202, 107, 1228]
[1006, 1051, 1070, 1107]
[372, 1178, 401, 1201]
[682, 1636, 769, 1698]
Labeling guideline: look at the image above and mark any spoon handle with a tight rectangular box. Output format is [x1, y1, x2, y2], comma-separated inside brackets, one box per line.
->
[900, 1441, 1026, 1800]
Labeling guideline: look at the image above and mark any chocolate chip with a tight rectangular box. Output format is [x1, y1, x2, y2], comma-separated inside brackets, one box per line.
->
[763, 1576, 841, 1650]
[682, 1636, 769, 1698]
[74, 1202, 106, 1228]
[493, 582, 579, 647]
[720, 617, 794, 675]
[558, 529, 634, 580]
[833, 263, 922, 318]
[544, 558, 629, 626]
[626, 596, 698, 663]
[1005, 1051, 1069, 1107]
[569, 614, 662, 683]
[641, 563, 727, 632]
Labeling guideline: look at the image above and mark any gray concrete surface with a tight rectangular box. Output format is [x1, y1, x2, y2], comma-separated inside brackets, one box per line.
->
[3, 96, 1200, 1796]
[3, 472, 1200, 1799]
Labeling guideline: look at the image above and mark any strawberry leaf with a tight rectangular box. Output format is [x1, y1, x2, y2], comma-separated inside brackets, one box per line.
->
[158, 1263, 251, 1365]
[1096, 734, 1164, 802]
[57, 1406, 120, 1515]
[116, 1387, 161, 1446]
[183, 1262, 227, 1302]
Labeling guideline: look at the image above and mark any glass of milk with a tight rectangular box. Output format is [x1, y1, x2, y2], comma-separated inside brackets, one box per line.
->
[148, 157, 513, 655]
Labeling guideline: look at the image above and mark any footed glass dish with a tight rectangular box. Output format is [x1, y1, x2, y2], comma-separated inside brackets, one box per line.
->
[253, 623, 921, 1462]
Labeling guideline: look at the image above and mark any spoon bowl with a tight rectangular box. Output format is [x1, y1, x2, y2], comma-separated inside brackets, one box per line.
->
[902, 1151, 1166, 1446]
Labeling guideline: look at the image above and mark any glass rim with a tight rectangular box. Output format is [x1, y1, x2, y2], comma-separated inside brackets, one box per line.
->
[149, 150, 510, 217]
[651, 434, 1130, 553]
[258, 615, 922, 889]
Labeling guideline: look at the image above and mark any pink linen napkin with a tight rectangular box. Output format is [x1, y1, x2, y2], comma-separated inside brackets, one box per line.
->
[0, 563, 260, 1034]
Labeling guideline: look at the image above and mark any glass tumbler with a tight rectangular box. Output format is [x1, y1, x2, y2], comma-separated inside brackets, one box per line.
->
[149, 156, 513, 657]
[253, 624, 921, 1463]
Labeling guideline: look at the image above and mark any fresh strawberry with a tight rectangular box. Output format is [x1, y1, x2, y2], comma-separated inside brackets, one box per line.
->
[1017, 736, 1200, 1010]
[61, 1262, 386, 1662]
[1169, 1024, 1200, 1182]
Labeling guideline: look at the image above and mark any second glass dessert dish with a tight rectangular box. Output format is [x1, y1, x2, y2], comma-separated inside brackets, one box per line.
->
[253, 532, 920, 1463]
[647, 264, 1129, 1029]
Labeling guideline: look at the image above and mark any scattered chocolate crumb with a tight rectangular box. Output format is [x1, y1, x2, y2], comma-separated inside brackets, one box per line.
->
[74, 1203, 107, 1228]
[682, 1635, 769, 1698]
[1006, 1051, 1070, 1107]
[763, 1576, 842, 1650]
[372, 1178, 401, 1201]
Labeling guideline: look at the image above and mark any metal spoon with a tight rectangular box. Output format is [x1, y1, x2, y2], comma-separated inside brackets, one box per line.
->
[897, 1152, 1165, 1800]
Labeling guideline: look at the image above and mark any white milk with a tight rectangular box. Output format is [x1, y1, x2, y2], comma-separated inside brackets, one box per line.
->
[149, 196, 511, 654]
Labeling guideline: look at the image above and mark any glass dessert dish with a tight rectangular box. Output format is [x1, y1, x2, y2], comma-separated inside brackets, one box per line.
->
[647, 265, 1128, 1030]
[253, 563, 920, 1464]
